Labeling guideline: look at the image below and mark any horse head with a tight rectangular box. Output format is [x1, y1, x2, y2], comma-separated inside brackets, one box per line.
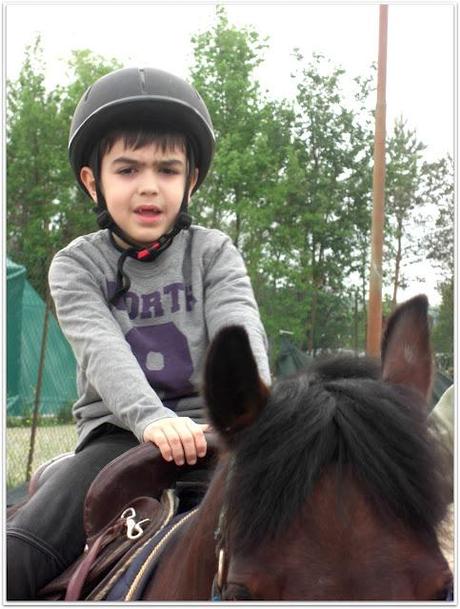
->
[203, 295, 453, 601]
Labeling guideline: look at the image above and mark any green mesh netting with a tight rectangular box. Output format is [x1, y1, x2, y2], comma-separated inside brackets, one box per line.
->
[7, 259, 26, 412]
[275, 333, 312, 378]
[7, 258, 78, 416]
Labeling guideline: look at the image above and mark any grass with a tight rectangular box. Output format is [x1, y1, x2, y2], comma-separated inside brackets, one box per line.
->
[6, 424, 77, 489]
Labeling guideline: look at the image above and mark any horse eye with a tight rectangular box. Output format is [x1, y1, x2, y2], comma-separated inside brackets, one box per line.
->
[431, 577, 454, 601]
[434, 584, 453, 601]
[222, 583, 253, 601]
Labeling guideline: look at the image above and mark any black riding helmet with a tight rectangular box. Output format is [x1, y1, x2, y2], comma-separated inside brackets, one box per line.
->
[69, 67, 215, 194]
[68, 67, 215, 302]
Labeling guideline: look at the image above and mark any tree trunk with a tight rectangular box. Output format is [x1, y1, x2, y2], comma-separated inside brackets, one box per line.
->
[234, 211, 241, 250]
[354, 289, 359, 354]
[308, 287, 317, 353]
[391, 219, 403, 309]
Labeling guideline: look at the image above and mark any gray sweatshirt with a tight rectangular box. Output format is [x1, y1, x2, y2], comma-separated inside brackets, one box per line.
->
[48, 226, 270, 449]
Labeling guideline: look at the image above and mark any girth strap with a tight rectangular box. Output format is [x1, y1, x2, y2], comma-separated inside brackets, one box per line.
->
[65, 532, 108, 601]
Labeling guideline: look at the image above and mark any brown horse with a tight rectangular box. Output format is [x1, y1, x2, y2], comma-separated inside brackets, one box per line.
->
[42, 295, 453, 601]
[134, 295, 451, 601]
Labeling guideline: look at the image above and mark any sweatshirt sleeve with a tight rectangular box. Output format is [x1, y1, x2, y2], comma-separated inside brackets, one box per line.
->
[48, 252, 177, 441]
[203, 236, 271, 386]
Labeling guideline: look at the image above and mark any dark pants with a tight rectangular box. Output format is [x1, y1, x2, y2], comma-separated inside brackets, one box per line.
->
[7, 424, 139, 600]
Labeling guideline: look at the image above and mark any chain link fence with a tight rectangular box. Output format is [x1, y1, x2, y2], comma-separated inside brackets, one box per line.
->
[6, 424, 78, 489]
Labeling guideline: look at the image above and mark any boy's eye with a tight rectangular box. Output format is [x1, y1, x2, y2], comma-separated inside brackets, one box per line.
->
[160, 167, 180, 175]
[118, 167, 137, 176]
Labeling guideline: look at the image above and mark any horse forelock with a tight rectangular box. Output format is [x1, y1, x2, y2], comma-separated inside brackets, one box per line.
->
[224, 356, 449, 554]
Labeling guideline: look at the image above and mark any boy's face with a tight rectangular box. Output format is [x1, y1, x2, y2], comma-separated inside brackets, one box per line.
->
[81, 138, 196, 248]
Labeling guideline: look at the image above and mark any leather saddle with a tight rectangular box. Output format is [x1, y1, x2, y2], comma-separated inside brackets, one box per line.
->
[35, 432, 220, 600]
[82, 431, 219, 534]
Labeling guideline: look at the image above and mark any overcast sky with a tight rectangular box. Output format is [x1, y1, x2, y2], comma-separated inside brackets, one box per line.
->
[4, 1, 456, 304]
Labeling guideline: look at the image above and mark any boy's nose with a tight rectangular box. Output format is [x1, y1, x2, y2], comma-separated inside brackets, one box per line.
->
[138, 171, 159, 195]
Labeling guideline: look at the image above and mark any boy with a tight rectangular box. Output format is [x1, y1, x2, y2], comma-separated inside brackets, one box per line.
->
[7, 67, 270, 599]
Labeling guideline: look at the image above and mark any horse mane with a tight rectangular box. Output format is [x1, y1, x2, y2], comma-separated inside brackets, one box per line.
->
[224, 356, 449, 553]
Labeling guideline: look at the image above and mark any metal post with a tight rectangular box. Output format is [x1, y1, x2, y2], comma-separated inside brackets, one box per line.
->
[366, 4, 388, 357]
[26, 289, 52, 481]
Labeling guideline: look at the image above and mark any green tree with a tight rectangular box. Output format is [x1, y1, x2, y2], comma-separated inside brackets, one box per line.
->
[432, 280, 454, 373]
[346, 71, 375, 343]
[7, 41, 121, 297]
[189, 6, 298, 343]
[421, 155, 454, 369]
[7, 36, 64, 295]
[384, 118, 427, 307]
[52, 49, 122, 248]
[190, 6, 294, 244]
[221, 50, 376, 354]
[422, 155, 454, 280]
[287, 52, 374, 352]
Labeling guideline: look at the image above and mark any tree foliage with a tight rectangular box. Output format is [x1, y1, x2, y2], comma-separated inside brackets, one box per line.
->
[7, 38, 121, 297]
[432, 279, 454, 369]
[190, 6, 293, 249]
[422, 155, 454, 279]
[7, 16, 453, 359]
[7, 37, 63, 291]
[284, 52, 376, 351]
[384, 118, 427, 306]
[421, 155, 454, 369]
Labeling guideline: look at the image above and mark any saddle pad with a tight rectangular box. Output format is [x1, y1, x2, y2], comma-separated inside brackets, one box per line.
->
[98, 508, 198, 601]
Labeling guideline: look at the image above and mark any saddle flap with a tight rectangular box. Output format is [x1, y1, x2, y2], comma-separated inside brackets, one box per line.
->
[84, 432, 219, 535]
[39, 495, 167, 601]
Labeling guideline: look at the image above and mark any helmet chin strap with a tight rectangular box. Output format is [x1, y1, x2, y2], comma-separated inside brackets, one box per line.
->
[90, 146, 194, 304]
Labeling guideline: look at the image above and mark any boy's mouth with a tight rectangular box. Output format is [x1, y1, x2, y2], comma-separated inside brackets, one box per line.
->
[134, 206, 162, 217]
[134, 205, 164, 225]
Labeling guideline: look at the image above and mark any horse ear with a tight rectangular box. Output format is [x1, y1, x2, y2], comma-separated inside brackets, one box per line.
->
[381, 294, 433, 400]
[204, 326, 270, 442]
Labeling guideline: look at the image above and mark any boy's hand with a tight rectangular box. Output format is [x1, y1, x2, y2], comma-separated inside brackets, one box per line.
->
[143, 417, 209, 466]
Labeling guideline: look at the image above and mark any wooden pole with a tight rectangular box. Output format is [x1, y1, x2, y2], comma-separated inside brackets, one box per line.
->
[366, 4, 388, 357]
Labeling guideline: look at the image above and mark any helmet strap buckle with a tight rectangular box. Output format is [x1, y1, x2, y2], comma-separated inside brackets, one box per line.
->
[135, 238, 166, 261]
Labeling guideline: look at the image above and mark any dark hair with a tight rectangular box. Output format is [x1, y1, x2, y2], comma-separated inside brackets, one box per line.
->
[88, 125, 191, 186]
[98, 125, 187, 160]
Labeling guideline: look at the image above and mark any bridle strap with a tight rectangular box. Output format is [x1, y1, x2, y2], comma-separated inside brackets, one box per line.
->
[210, 459, 235, 601]
[211, 568, 224, 602]
[210, 547, 226, 601]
